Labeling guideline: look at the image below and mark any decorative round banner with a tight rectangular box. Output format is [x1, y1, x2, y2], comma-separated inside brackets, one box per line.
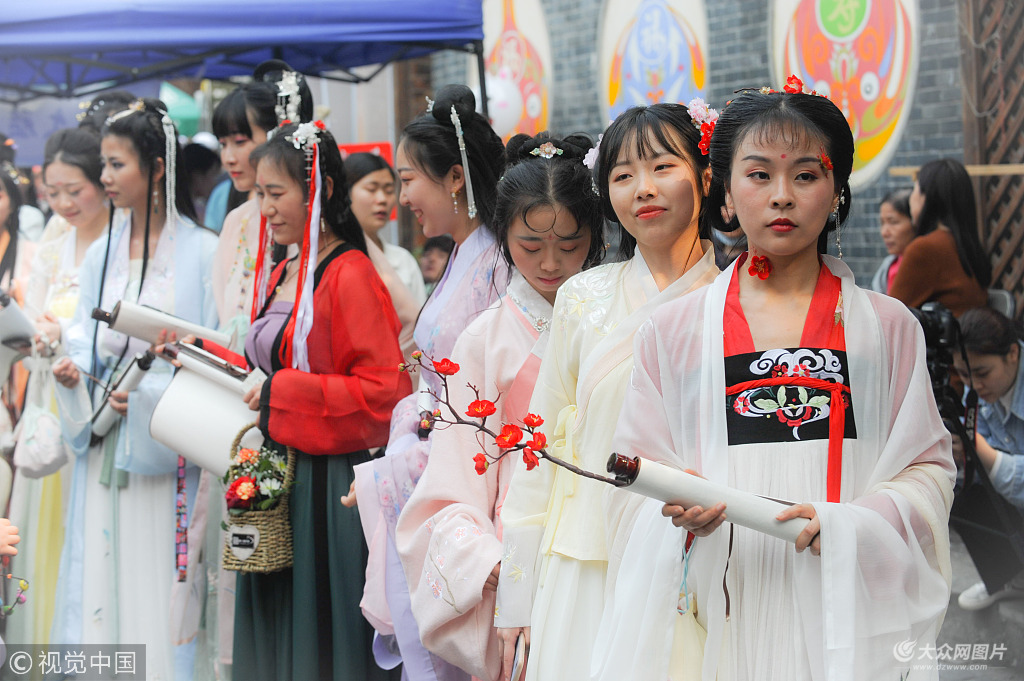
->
[600, 0, 710, 122]
[772, 0, 920, 189]
[469, 0, 553, 141]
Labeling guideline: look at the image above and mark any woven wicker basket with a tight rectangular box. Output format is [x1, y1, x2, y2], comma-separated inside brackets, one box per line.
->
[222, 423, 296, 573]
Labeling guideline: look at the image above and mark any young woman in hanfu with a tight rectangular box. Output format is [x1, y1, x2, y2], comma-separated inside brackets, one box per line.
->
[350, 84, 508, 681]
[595, 86, 955, 681]
[495, 103, 721, 681]
[194, 122, 410, 681]
[50, 99, 218, 680]
[396, 133, 604, 681]
[6, 127, 109, 647]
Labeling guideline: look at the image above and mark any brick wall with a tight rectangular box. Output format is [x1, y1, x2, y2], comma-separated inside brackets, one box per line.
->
[430, 0, 967, 284]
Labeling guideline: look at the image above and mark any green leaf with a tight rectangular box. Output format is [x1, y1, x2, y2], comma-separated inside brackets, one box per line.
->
[798, 387, 808, 404]
[776, 386, 786, 405]
[807, 396, 830, 408]
[753, 399, 780, 410]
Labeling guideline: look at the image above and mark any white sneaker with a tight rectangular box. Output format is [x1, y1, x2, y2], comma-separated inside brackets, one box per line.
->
[958, 577, 1024, 611]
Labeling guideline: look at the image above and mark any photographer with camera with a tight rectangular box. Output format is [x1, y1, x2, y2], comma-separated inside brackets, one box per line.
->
[952, 306, 1024, 610]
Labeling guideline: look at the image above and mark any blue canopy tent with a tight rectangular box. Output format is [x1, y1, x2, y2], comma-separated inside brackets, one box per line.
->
[0, 0, 486, 106]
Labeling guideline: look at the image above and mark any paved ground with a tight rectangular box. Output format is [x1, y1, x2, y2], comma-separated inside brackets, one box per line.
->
[937, 530, 1023, 680]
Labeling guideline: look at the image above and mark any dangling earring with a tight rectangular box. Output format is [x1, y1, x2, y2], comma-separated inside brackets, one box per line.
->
[320, 217, 326, 234]
[452, 190, 459, 215]
[833, 189, 845, 259]
[153, 188, 159, 215]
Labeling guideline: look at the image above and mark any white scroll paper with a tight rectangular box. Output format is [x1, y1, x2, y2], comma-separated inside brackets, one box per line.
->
[98, 300, 231, 347]
[621, 457, 811, 543]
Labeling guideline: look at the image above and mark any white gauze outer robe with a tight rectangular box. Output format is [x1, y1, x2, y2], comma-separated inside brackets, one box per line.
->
[496, 246, 719, 680]
[594, 256, 955, 681]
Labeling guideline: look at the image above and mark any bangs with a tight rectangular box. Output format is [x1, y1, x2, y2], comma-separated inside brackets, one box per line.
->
[614, 115, 691, 165]
[212, 91, 253, 140]
[736, 114, 828, 156]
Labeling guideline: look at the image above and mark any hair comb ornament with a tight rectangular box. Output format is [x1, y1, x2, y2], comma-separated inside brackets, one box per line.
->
[449, 105, 477, 220]
[105, 99, 146, 126]
[686, 98, 719, 156]
[1, 162, 28, 186]
[274, 71, 301, 126]
[425, 96, 435, 114]
[286, 120, 326, 152]
[530, 142, 563, 159]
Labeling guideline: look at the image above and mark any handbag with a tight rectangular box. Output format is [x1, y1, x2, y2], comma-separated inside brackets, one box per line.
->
[222, 422, 295, 573]
[12, 348, 68, 478]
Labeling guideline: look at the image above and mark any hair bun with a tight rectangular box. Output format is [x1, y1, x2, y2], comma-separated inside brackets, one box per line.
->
[432, 84, 477, 124]
[505, 133, 533, 161]
[254, 59, 298, 83]
[506, 132, 593, 165]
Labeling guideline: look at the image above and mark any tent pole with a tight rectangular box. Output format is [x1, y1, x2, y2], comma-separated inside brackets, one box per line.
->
[474, 40, 489, 120]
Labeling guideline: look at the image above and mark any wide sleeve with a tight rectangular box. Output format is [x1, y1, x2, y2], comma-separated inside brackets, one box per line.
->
[494, 288, 581, 627]
[260, 255, 411, 455]
[796, 302, 956, 680]
[396, 319, 506, 680]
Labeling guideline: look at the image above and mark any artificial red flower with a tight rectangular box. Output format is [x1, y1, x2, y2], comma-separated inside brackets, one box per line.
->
[226, 476, 257, 509]
[748, 255, 773, 280]
[527, 432, 547, 451]
[523, 413, 544, 428]
[784, 75, 804, 94]
[281, 119, 292, 126]
[314, 120, 326, 130]
[473, 453, 489, 475]
[522, 448, 540, 471]
[433, 358, 460, 376]
[236, 447, 259, 465]
[818, 148, 833, 175]
[495, 423, 524, 449]
[466, 399, 497, 418]
[698, 121, 714, 155]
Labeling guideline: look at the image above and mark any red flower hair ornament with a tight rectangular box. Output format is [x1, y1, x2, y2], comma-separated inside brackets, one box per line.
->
[783, 75, 804, 94]
[818, 148, 833, 176]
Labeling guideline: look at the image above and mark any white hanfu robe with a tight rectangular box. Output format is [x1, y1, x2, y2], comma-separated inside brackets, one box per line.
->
[496, 246, 718, 680]
[397, 272, 551, 680]
[52, 211, 218, 681]
[594, 256, 955, 681]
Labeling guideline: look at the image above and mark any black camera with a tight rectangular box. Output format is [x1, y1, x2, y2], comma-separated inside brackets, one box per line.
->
[909, 301, 960, 393]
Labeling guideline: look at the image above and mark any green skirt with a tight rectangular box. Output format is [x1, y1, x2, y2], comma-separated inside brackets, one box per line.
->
[233, 450, 400, 681]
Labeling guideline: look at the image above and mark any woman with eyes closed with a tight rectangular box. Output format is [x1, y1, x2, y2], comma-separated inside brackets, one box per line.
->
[396, 133, 604, 681]
[496, 104, 720, 681]
[599, 85, 954, 681]
[349, 84, 507, 681]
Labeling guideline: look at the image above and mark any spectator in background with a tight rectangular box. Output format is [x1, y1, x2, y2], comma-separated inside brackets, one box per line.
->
[419, 234, 454, 295]
[870, 188, 914, 294]
[345, 152, 426, 304]
[888, 158, 990, 317]
[182, 142, 224, 228]
[953, 306, 1024, 610]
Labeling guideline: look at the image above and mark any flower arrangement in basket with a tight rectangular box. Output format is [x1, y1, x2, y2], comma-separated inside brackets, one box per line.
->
[402, 351, 622, 486]
[221, 422, 296, 573]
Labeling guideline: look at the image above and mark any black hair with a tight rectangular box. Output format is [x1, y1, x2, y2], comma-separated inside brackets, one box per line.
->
[102, 97, 198, 223]
[879, 188, 912, 219]
[43, 127, 103, 189]
[0, 133, 15, 165]
[398, 84, 505, 231]
[254, 60, 315, 123]
[422, 234, 454, 255]
[594, 104, 710, 260]
[212, 82, 279, 140]
[182, 143, 222, 176]
[913, 158, 992, 288]
[344, 153, 396, 192]
[494, 132, 604, 270]
[959, 306, 1023, 357]
[706, 90, 854, 254]
[250, 123, 367, 255]
[0, 164, 23, 285]
[77, 91, 138, 134]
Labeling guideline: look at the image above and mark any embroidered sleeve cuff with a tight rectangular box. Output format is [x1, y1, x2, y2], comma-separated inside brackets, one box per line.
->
[494, 524, 544, 628]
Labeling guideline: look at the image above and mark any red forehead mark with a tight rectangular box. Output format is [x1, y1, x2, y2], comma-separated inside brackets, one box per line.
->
[781, 154, 787, 159]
